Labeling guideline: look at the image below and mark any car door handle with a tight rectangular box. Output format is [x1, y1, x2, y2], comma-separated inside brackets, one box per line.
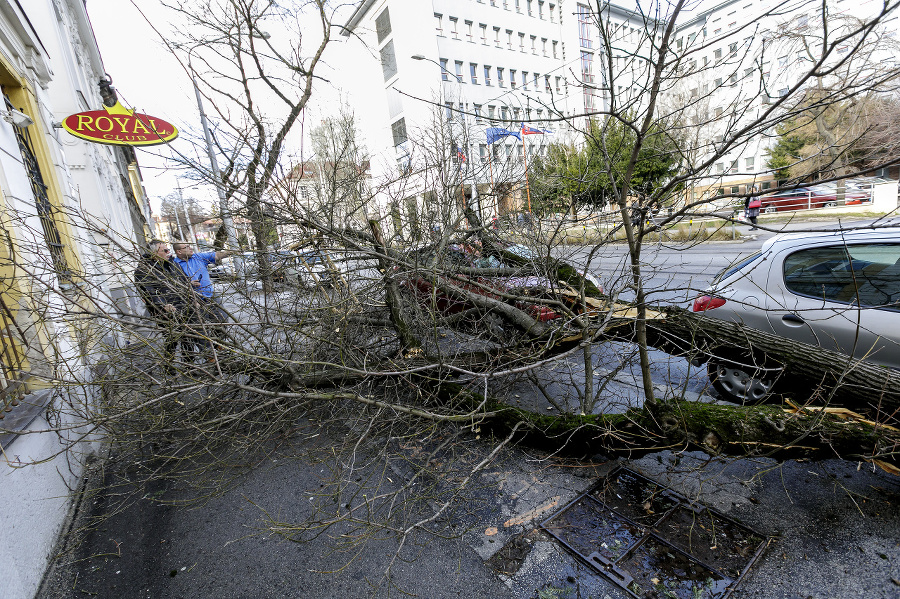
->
[782, 313, 806, 325]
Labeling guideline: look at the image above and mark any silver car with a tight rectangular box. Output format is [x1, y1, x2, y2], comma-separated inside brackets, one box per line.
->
[692, 227, 900, 401]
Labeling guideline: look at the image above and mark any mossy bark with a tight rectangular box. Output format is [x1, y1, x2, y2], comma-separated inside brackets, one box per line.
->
[439, 382, 900, 469]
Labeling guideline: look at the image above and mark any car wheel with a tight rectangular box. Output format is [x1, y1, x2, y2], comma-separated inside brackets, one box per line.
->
[707, 361, 777, 403]
[763, 206, 777, 214]
[824, 201, 837, 208]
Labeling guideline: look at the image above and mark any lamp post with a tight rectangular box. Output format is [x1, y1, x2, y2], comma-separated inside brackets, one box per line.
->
[410, 54, 481, 222]
[193, 75, 242, 269]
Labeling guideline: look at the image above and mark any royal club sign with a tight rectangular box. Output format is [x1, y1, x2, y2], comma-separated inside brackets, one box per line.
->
[62, 101, 178, 146]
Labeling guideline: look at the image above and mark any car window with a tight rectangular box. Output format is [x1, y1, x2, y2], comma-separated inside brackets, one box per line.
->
[713, 252, 762, 284]
[783, 243, 900, 308]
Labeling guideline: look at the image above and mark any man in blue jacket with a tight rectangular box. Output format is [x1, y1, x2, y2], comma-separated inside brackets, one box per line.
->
[171, 241, 234, 325]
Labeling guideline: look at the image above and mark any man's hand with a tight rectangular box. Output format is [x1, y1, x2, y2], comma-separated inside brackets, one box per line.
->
[191, 280, 201, 288]
[214, 249, 235, 263]
[163, 303, 176, 313]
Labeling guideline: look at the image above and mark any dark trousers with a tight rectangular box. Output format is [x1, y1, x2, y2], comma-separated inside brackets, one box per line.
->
[194, 295, 230, 345]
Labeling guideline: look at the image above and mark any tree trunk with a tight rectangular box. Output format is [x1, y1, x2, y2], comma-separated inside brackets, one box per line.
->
[439, 382, 900, 471]
[640, 306, 900, 417]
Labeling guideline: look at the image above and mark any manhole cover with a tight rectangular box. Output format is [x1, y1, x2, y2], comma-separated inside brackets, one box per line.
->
[541, 466, 768, 598]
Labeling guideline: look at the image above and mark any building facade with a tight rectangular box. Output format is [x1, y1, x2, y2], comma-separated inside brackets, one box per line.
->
[0, 1, 153, 596]
[668, 0, 899, 204]
[341, 0, 593, 233]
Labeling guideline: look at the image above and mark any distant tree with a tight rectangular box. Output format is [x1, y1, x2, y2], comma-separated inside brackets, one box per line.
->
[532, 117, 682, 214]
[765, 124, 808, 182]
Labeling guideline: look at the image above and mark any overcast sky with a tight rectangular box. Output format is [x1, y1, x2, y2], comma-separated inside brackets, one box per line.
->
[87, 0, 351, 212]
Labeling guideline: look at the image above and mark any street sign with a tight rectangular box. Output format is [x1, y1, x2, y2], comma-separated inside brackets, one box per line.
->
[62, 101, 178, 146]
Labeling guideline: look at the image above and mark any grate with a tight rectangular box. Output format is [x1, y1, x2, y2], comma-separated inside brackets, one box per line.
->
[541, 466, 769, 598]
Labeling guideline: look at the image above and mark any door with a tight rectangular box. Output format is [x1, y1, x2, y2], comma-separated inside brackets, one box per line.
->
[767, 242, 900, 367]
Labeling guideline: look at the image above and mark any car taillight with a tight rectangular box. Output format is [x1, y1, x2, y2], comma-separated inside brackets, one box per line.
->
[692, 295, 726, 312]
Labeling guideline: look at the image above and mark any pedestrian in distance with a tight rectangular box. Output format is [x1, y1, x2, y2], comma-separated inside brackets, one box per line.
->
[134, 239, 206, 372]
[745, 191, 761, 230]
[171, 241, 234, 326]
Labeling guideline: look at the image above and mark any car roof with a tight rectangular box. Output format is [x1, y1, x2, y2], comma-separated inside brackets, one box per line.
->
[761, 226, 900, 253]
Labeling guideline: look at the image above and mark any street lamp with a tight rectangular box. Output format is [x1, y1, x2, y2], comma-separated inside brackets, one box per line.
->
[411, 54, 462, 82]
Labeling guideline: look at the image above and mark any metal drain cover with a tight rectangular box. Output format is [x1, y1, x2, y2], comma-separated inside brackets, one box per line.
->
[541, 466, 768, 598]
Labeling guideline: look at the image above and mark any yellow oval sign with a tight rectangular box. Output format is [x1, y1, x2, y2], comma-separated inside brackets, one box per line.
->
[62, 101, 178, 146]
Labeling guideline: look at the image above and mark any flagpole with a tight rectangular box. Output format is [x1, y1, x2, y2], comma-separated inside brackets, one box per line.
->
[521, 127, 532, 214]
[488, 145, 495, 192]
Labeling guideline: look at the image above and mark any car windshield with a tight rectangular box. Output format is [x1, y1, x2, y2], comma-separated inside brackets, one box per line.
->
[713, 252, 763, 284]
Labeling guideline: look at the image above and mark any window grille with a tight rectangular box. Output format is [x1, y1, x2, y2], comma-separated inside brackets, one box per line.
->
[5, 93, 68, 280]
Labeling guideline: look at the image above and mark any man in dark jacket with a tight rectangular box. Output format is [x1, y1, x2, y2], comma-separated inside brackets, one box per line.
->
[134, 239, 204, 369]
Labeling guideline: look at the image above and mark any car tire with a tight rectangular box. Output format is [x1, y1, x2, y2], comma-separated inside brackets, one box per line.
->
[763, 206, 777, 214]
[707, 360, 778, 403]
[824, 201, 837, 208]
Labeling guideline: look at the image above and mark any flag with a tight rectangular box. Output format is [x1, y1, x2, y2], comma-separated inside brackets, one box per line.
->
[456, 146, 466, 162]
[520, 123, 546, 135]
[486, 127, 521, 145]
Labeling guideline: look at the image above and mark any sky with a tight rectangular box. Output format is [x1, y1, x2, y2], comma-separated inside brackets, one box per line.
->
[86, 0, 354, 213]
[87, 0, 203, 211]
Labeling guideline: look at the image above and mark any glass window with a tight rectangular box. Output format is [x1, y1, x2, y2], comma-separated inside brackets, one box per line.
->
[510, 69, 517, 88]
[380, 41, 397, 81]
[784, 244, 900, 307]
[470, 63, 478, 84]
[577, 4, 592, 48]
[7, 96, 68, 279]
[497, 67, 505, 86]
[376, 8, 392, 42]
[391, 117, 407, 147]
[484, 65, 492, 85]
[440, 58, 449, 81]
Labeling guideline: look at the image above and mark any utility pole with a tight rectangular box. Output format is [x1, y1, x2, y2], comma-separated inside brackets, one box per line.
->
[171, 197, 184, 240]
[193, 76, 242, 275]
[176, 180, 198, 248]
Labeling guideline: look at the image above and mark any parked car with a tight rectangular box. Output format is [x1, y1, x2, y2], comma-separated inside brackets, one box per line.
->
[760, 185, 869, 212]
[295, 249, 341, 288]
[208, 252, 255, 280]
[209, 251, 300, 282]
[396, 245, 563, 326]
[691, 228, 900, 402]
